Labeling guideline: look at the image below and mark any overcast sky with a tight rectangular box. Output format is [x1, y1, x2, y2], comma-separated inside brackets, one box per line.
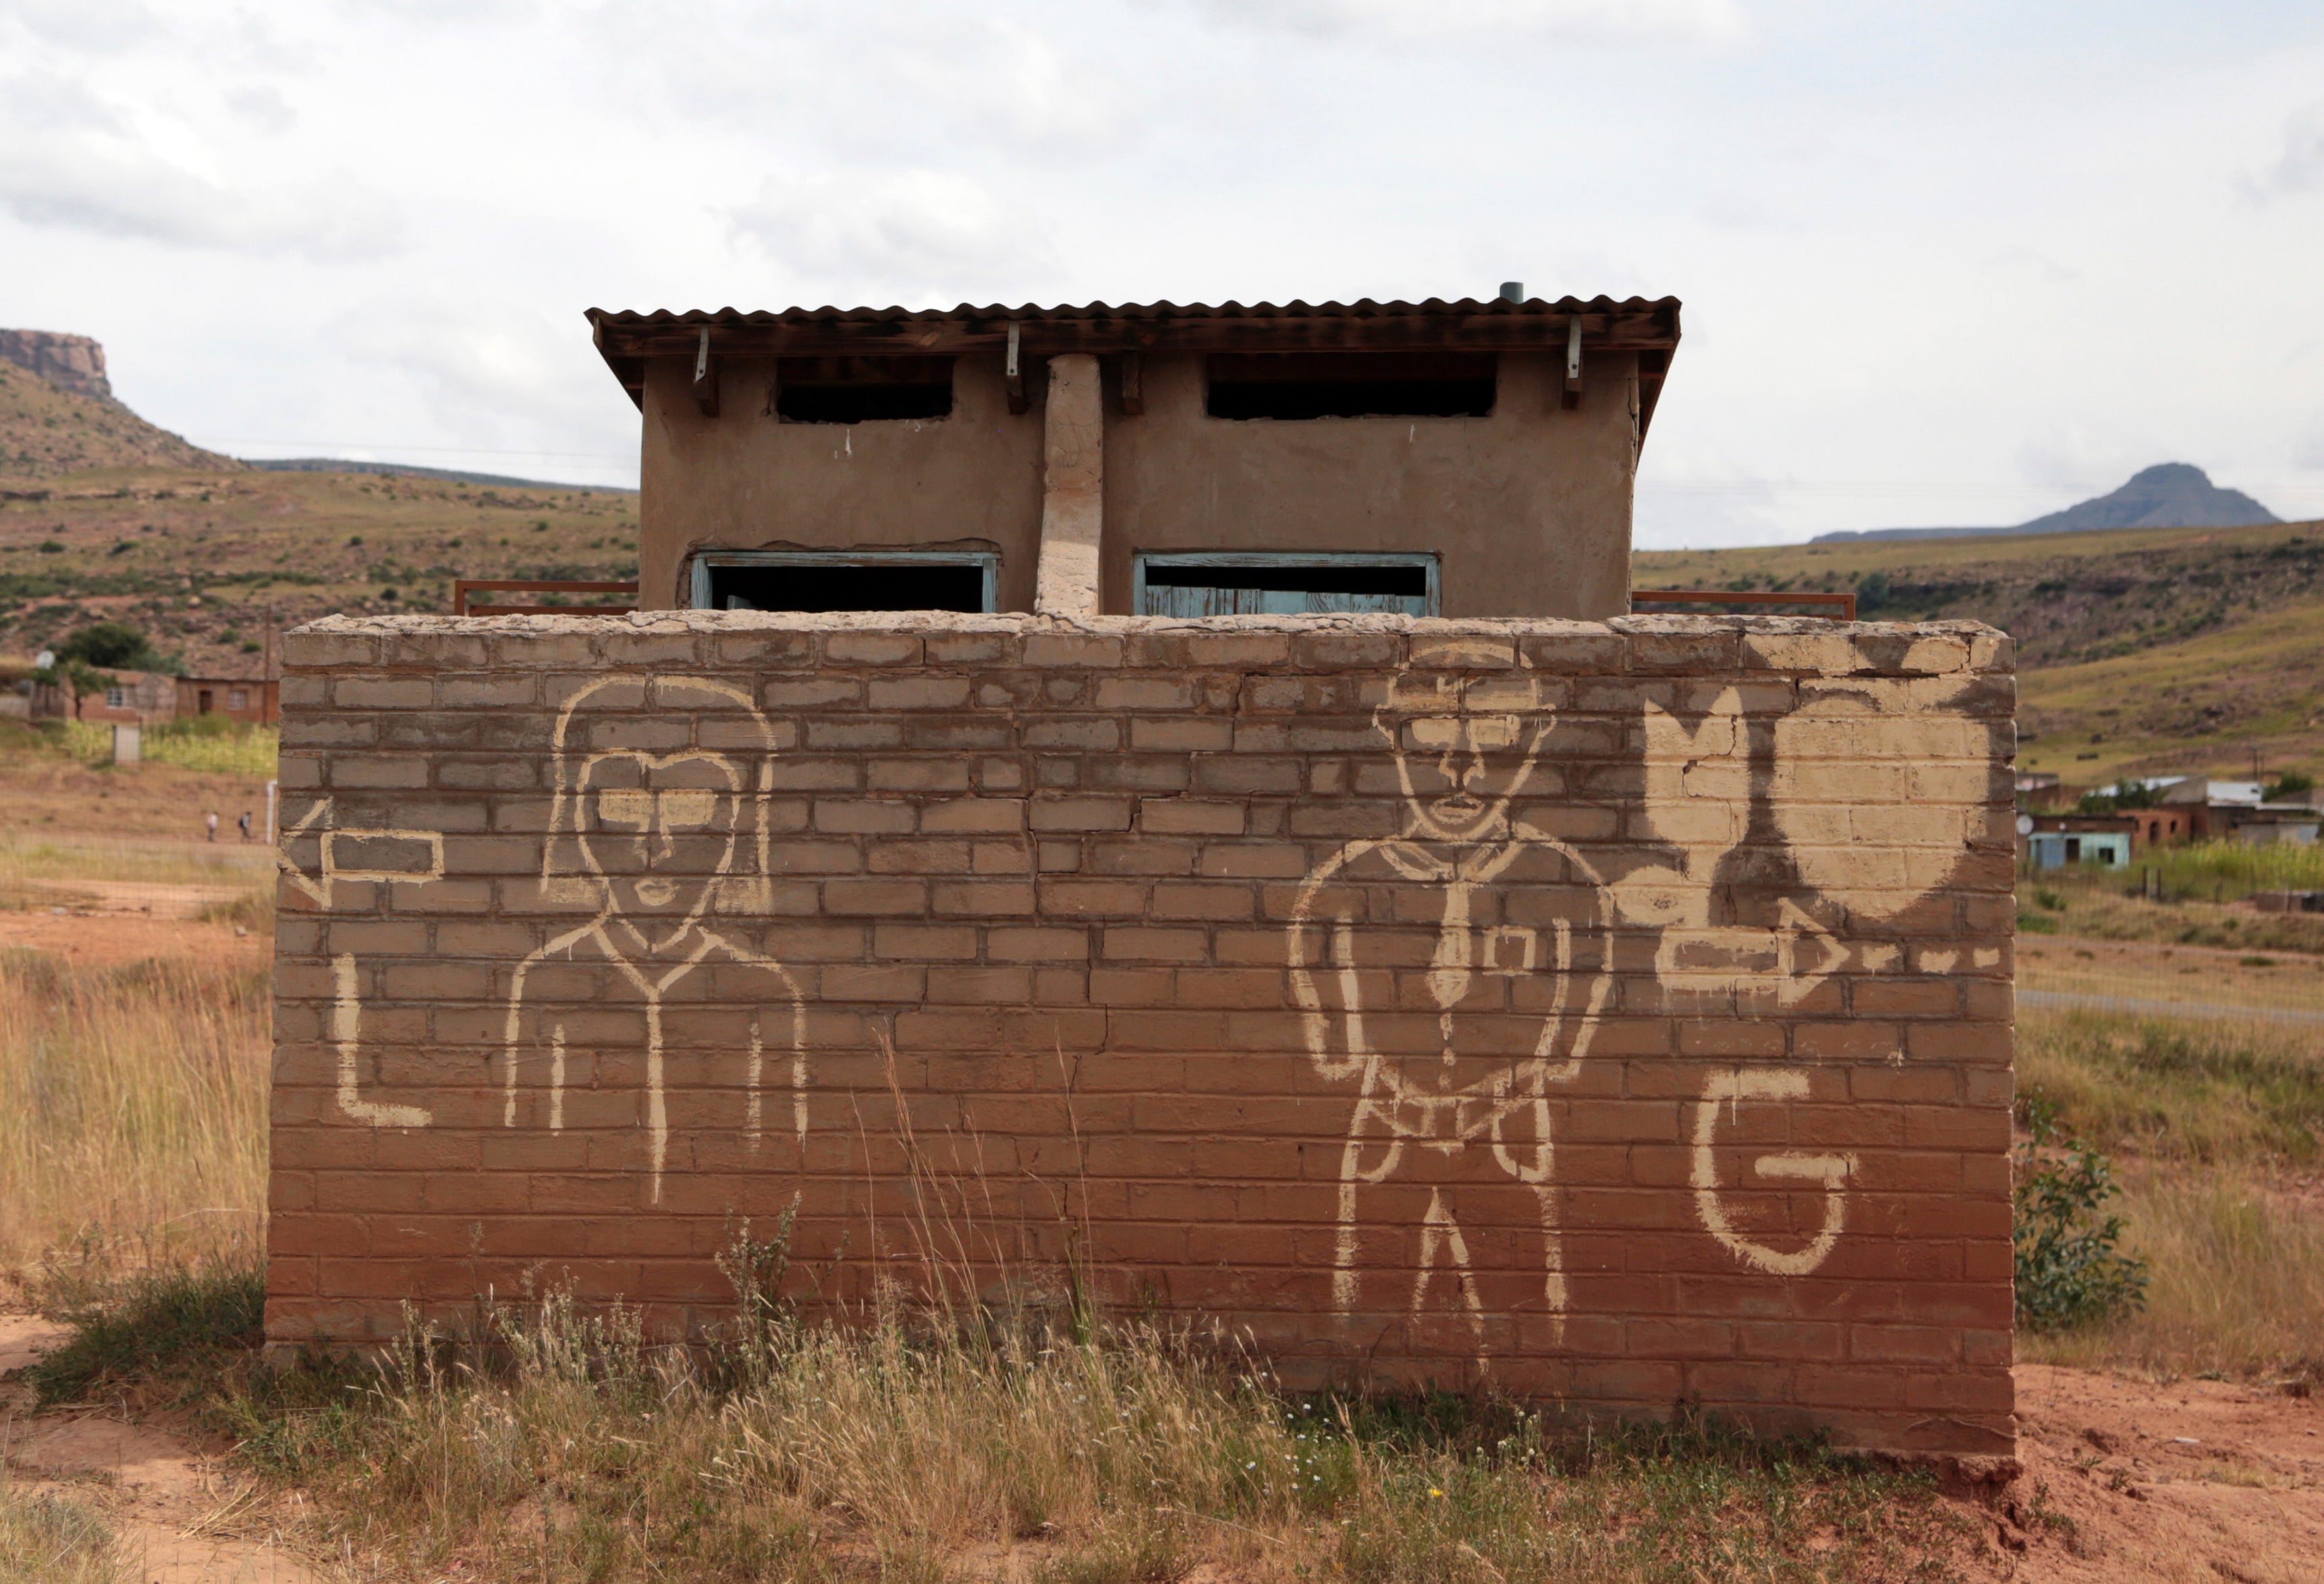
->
[5, 0, 2321, 545]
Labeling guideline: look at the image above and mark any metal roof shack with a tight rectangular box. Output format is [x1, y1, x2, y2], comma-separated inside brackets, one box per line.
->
[587, 293, 1681, 620]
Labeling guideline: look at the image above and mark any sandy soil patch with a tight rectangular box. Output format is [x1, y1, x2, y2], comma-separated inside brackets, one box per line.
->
[2, 1325, 323, 1582]
[0, 907, 269, 969]
[0, 758, 275, 845]
[1985, 1364, 2324, 1582]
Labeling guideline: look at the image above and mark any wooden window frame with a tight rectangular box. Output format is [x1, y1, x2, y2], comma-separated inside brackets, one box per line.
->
[1132, 551, 1440, 616]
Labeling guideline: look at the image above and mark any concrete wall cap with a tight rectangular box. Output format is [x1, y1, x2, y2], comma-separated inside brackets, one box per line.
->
[289, 609, 2008, 652]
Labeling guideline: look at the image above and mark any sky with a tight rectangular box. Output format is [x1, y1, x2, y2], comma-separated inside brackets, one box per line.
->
[3, 0, 2321, 546]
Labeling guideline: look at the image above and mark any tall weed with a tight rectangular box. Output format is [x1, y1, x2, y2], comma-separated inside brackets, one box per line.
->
[0, 1485, 124, 1584]
[0, 952, 269, 1276]
[2018, 1011, 2324, 1163]
[2021, 1171, 2324, 1377]
[218, 1276, 1960, 1584]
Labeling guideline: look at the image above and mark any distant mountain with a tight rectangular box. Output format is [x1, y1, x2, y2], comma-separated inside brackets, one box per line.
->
[248, 458, 635, 493]
[1813, 464, 2279, 545]
[0, 331, 238, 478]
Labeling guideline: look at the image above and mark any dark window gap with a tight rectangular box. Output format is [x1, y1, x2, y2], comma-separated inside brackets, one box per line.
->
[1205, 352, 1495, 420]
[708, 563, 986, 612]
[775, 356, 953, 424]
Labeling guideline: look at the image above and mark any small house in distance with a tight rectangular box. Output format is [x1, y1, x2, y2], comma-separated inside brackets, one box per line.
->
[586, 294, 1680, 620]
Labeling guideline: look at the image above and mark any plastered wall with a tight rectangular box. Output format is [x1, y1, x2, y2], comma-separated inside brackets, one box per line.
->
[269, 611, 2016, 1459]
[636, 351, 1639, 619]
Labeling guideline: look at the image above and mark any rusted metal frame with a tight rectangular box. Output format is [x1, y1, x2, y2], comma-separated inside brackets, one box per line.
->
[453, 579, 640, 617]
[1629, 589, 1857, 622]
[692, 326, 719, 418]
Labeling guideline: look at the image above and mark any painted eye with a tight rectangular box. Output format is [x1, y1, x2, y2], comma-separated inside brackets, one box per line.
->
[592, 788, 653, 829]
[1406, 717, 1463, 750]
[1466, 716, 1522, 751]
[658, 790, 719, 830]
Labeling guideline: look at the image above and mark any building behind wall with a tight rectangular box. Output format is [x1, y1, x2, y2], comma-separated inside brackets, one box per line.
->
[589, 296, 1678, 622]
[267, 290, 2020, 1465]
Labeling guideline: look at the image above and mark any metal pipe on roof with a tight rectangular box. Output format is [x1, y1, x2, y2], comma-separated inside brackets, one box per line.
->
[1499, 281, 1524, 303]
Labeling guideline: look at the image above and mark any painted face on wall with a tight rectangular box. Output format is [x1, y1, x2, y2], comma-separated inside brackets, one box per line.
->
[1377, 673, 1552, 842]
[576, 751, 744, 939]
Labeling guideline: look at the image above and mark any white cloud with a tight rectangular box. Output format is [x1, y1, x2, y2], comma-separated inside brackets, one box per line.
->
[0, 72, 398, 258]
[1179, 0, 1748, 45]
[223, 84, 297, 135]
[329, 292, 624, 450]
[727, 170, 1061, 307]
[589, 1, 1132, 159]
[0, 0, 163, 52]
[2250, 107, 2324, 199]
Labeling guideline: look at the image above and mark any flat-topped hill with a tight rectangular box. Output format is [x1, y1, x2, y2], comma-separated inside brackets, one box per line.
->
[0, 356, 235, 480]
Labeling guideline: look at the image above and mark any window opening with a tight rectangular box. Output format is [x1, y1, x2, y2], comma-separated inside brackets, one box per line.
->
[1134, 552, 1437, 617]
[1205, 352, 1495, 420]
[775, 356, 953, 424]
[692, 551, 997, 613]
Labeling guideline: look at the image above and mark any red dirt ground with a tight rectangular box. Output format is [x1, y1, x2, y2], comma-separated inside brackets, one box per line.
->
[1969, 1365, 2324, 1581]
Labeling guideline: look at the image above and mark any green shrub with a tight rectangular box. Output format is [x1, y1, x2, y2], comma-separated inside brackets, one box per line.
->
[2014, 1092, 2149, 1332]
[56, 620, 169, 672]
[28, 1251, 266, 1407]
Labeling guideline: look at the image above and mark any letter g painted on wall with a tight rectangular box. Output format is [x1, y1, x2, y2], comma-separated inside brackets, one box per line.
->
[1690, 1068, 1856, 1278]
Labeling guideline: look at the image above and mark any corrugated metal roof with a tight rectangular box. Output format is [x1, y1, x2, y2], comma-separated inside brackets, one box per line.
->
[587, 294, 1677, 327]
[584, 295, 1682, 437]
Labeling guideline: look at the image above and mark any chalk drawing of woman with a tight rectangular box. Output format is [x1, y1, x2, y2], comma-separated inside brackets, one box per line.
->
[499, 675, 804, 1205]
[1287, 653, 1615, 1363]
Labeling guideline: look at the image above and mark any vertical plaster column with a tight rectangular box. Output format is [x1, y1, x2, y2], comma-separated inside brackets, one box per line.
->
[1035, 352, 1103, 617]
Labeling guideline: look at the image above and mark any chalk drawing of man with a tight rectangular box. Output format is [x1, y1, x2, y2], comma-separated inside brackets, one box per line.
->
[1287, 653, 1614, 1363]
[500, 675, 804, 1205]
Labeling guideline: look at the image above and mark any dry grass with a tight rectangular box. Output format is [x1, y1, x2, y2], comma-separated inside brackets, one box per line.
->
[0, 830, 275, 892]
[0, 939, 1965, 1582]
[0, 1482, 123, 1584]
[2018, 1008, 2324, 1377]
[215, 1283, 1963, 1584]
[0, 950, 269, 1280]
[2019, 875, 2324, 955]
[2018, 1010, 2324, 1162]
[2022, 1171, 2324, 1380]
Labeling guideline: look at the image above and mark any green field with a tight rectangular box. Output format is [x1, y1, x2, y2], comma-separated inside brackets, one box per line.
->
[3, 448, 2317, 789]
[1637, 517, 2324, 786]
[0, 464, 638, 679]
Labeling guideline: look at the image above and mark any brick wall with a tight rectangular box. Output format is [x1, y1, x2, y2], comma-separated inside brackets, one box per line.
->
[270, 611, 2016, 1458]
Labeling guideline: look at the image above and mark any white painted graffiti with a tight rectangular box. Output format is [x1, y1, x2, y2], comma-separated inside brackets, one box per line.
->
[281, 796, 444, 1129]
[279, 796, 445, 907]
[1689, 1068, 1858, 1277]
[1289, 647, 1613, 1357]
[499, 676, 805, 1205]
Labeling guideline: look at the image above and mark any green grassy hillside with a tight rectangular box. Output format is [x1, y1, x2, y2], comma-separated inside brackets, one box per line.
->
[0, 464, 636, 677]
[5, 456, 2317, 788]
[1640, 518, 2324, 784]
[0, 362, 236, 478]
